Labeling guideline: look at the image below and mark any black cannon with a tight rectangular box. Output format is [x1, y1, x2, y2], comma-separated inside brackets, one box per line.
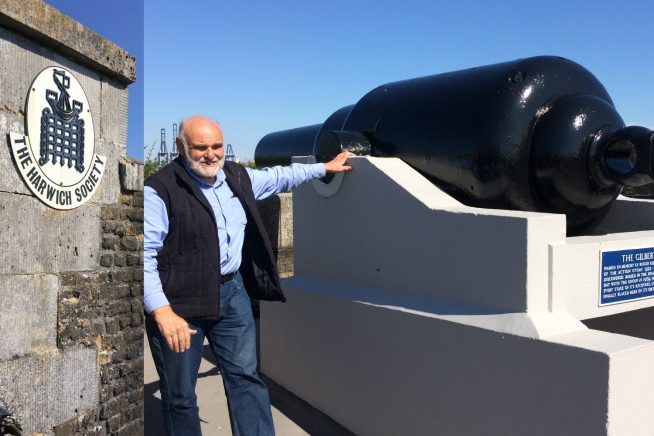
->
[255, 56, 653, 232]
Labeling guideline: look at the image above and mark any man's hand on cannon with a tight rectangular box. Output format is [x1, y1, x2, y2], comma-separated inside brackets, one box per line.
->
[324, 151, 356, 173]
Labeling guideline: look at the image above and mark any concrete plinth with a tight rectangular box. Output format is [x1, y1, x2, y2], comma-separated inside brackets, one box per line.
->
[260, 157, 654, 435]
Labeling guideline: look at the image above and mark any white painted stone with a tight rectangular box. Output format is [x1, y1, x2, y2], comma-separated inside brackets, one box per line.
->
[293, 157, 565, 313]
[0, 192, 100, 273]
[0, 274, 58, 361]
[261, 156, 654, 435]
[606, 339, 654, 435]
[550, 230, 654, 319]
[262, 285, 654, 436]
[550, 197, 654, 318]
[0, 347, 98, 434]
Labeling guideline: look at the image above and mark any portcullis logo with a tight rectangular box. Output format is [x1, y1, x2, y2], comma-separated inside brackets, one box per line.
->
[9, 66, 105, 209]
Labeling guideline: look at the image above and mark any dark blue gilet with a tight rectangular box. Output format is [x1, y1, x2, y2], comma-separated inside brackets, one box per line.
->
[145, 158, 284, 320]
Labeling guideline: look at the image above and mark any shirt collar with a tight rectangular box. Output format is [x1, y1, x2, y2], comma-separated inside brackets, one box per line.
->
[181, 157, 225, 187]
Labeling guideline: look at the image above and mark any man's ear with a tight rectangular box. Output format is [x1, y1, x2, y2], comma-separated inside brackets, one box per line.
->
[176, 138, 185, 155]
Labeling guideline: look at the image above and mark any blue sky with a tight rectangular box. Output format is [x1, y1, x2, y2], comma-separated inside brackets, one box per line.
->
[41, 1, 653, 162]
[43, 0, 144, 160]
[145, 0, 654, 162]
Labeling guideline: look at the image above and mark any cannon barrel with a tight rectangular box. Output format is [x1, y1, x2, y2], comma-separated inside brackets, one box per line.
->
[255, 56, 654, 232]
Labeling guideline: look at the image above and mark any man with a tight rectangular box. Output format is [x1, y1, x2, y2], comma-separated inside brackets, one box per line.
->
[144, 115, 354, 435]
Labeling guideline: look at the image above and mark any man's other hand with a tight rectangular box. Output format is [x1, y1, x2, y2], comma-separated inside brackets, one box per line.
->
[152, 305, 198, 353]
[324, 151, 356, 173]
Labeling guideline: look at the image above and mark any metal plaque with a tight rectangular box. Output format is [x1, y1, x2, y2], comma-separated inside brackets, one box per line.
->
[9, 66, 105, 209]
[599, 247, 654, 306]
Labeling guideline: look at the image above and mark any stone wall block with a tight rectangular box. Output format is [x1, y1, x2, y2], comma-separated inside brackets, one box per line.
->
[100, 78, 128, 146]
[0, 111, 31, 196]
[100, 363, 120, 384]
[120, 356, 143, 377]
[126, 254, 139, 266]
[94, 138, 122, 205]
[1, 4, 143, 434]
[57, 278, 102, 348]
[114, 418, 143, 436]
[0, 27, 102, 126]
[119, 160, 143, 192]
[0, 274, 58, 360]
[131, 191, 143, 208]
[0, 192, 100, 273]
[258, 193, 295, 277]
[257, 193, 294, 250]
[98, 282, 130, 302]
[100, 394, 127, 420]
[106, 299, 132, 317]
[100, 253, 113, 267]
[0, 346, 99, 434]
[277, 193, 294, 248]
[120, 236, 140, 252]
[0, 0, 136, 83]
[105, 414, 123, 433]
[74, 270, 108, 285]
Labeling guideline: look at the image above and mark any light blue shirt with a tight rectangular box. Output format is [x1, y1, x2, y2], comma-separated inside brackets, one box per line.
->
[144, 161, 326, 313]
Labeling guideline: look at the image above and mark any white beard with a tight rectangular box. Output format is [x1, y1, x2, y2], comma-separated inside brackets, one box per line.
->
[184, 153, 225, 180]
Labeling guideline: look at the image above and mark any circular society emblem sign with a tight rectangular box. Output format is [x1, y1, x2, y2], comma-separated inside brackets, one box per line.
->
[9, 66, 106, 209]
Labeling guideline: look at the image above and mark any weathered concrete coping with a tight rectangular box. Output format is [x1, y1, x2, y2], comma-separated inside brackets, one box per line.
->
[120, 158, 144, 192]
[0, 0, 136, 84]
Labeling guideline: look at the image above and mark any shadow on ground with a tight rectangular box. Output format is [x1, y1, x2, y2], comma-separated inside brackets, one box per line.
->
[262, 374, 355, 436]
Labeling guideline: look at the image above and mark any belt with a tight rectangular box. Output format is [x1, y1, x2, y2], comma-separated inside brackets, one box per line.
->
[220, 272, 236, 284]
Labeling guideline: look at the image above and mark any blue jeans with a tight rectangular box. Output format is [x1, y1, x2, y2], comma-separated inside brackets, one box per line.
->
[146, 272, 275, 436]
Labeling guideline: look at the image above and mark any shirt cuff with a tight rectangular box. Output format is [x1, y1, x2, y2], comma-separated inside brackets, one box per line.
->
[144, 290, 170, 314]
[311, 163, 327, 178]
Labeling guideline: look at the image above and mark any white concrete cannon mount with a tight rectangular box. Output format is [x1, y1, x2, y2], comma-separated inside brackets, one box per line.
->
[260, 157, 654, 436]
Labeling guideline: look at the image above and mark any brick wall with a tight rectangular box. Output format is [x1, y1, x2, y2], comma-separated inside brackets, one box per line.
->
[54, 160, 144, 436]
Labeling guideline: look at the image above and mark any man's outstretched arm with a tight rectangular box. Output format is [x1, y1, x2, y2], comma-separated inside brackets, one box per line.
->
[247, 151, 355, 200]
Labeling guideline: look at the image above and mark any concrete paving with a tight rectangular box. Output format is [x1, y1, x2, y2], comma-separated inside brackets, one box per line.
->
[144, 331, 354, 436]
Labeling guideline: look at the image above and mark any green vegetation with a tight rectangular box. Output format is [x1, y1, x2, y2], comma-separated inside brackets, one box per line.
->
[144, 160, 165, 180]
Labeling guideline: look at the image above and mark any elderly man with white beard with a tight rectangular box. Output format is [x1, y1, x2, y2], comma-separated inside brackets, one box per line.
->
[144, 115, 354, 436]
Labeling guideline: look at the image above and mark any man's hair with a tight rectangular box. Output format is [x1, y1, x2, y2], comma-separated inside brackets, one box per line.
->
[177, 116, 222, 152]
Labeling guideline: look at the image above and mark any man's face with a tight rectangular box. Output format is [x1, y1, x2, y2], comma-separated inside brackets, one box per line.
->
[178, 118, 225, 182]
